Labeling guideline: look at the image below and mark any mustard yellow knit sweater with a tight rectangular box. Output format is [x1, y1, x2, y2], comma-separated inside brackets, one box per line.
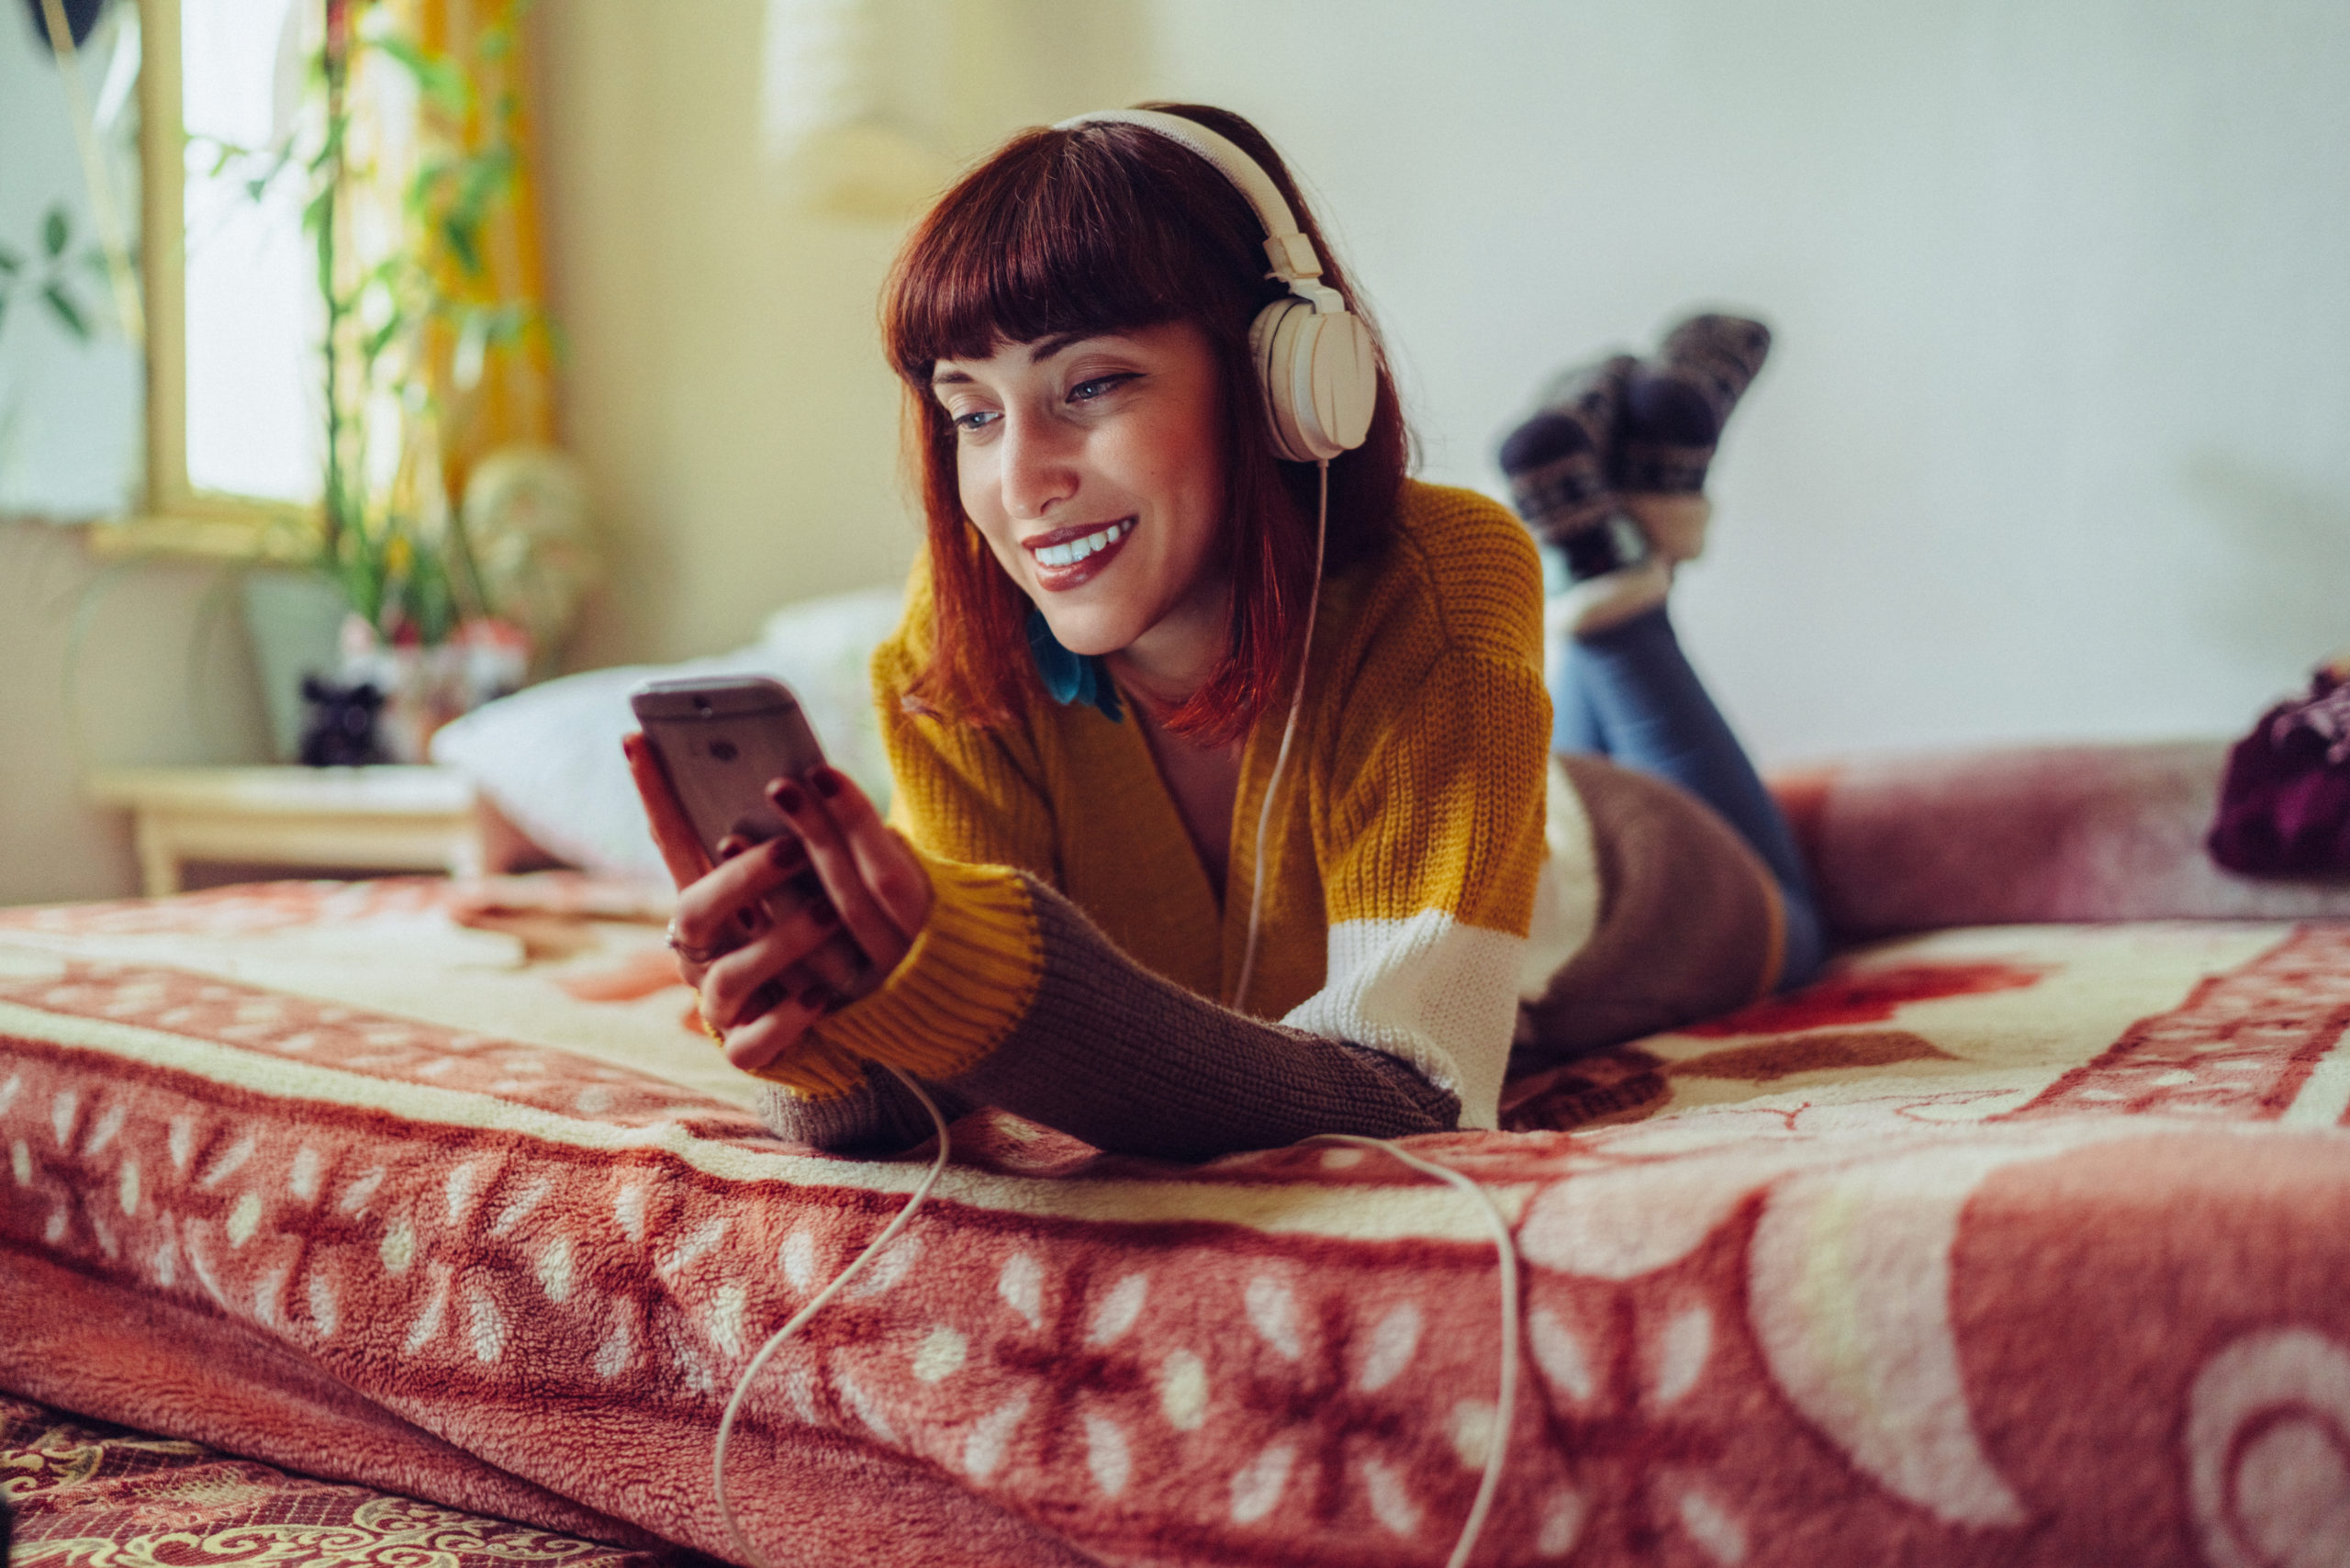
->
[751, 481, 1781, 1157]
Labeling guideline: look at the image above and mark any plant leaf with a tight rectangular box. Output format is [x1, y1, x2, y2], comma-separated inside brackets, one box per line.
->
[363, 316, 402, 362]
[441, 216, 481, 275]
[41, 282, 92, 341]
[43, 207, 71, 258]
[0, 245, 23, 274]
[370, 34, 468, 113]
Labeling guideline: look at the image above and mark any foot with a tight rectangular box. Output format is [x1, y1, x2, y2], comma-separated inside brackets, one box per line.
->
[1619, 312, 1771, 564]
[1497, 353, 1636, 550]
[1499, 354, 1669, 635]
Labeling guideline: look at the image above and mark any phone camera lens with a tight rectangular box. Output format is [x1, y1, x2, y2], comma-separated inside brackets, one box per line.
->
[710, 740, 739, 763]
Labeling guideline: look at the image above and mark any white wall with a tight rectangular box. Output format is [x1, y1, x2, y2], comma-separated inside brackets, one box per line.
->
[543, 0, 2350, 761]
[1140, 0, 2350, 760]
[539, 0, 1147, 672]
[0, 520, 272, 904]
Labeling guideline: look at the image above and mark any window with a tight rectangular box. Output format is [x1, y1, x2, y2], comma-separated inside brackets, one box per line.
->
[74, 0, 316, 557]
[177, 0, 320, 508]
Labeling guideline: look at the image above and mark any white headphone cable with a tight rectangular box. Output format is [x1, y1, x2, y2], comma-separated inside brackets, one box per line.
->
[714, 1063, 951, 1568]
[1309, 1134, 1522, 1568]
[1230, 458, 1329, 1014]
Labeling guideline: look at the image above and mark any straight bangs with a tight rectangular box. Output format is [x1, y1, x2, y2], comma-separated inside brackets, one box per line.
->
[886, 124, 1270, 382]
[883, 105, 1410, 743]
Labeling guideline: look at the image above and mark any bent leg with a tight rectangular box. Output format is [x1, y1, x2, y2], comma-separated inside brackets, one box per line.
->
[1559, 607, 1826, 989]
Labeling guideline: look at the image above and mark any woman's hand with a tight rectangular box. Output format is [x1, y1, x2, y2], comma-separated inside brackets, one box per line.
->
[623, 734, 932, 1074]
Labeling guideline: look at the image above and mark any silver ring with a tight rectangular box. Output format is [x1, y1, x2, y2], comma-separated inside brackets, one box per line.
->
[666, 918, 726, 967]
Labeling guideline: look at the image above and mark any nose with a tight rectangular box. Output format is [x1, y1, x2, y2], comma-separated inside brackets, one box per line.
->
[998, 407, 1080, 521]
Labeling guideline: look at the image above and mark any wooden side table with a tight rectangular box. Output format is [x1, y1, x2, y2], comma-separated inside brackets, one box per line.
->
[85, 767, 484, 897]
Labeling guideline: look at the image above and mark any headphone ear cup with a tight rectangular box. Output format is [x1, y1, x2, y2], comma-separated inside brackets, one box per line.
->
[1250, 297, 1379, 464]
[1249, 297, 1315, 463]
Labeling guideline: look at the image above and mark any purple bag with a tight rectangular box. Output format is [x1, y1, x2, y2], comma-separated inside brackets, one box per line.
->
[2209, 661, 2350, 878]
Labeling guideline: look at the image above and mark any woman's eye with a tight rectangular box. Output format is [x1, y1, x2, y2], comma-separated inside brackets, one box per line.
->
[951, 409, 1001, 434]
[1069, 375, 1136, 404]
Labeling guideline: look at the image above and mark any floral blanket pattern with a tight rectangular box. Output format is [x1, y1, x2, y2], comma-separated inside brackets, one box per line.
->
[5, 879, 2350, 1566]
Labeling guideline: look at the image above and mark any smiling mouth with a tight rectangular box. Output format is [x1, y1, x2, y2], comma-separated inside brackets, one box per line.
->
[1024, 518, 1135, 588]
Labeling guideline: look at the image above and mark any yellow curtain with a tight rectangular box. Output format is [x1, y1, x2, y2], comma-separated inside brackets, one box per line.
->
[404, 0, 554, 501]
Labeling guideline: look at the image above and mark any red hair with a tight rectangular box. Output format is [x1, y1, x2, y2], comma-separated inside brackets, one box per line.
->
[881, 103, 1409, 745]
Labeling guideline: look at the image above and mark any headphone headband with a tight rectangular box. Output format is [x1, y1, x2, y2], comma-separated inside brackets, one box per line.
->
[1051, 107, 1375, 462]
[1052, 109, 1345, 314]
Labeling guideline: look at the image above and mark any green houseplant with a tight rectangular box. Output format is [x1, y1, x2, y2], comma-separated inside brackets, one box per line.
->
[229, 0, 566, 761]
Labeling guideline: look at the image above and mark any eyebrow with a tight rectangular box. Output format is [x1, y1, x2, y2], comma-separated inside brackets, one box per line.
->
[929, 330, 1111, 387]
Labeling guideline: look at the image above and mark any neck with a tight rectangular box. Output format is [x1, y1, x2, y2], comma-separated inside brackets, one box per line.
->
[1107, 576, 1232, 716]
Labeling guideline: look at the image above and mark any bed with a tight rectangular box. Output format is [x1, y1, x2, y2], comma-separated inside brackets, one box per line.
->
[8, 739, 2350, 1567]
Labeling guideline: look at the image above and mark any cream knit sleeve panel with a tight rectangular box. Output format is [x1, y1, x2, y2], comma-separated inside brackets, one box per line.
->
[1281, 647, 1554, 1131]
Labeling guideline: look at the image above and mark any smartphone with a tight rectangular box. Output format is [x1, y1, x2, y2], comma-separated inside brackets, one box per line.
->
[628, 675, 828, 867]
[631, 675, 875, 1003]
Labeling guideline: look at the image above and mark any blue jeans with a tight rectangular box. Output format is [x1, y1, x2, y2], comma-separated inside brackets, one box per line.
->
[1553, 606, 1827, 990]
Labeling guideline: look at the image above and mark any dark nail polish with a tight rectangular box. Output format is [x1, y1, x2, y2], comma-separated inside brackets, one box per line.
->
[811, 767, 843, 800]
[768, 836, 798, 867]
[772, 779, 806, 814]
[798, 983, 832, 1012]
[811, 900, 840, 930]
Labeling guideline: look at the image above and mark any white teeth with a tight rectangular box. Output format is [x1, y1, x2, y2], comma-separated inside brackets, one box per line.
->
[1035, 520, 1129, 569]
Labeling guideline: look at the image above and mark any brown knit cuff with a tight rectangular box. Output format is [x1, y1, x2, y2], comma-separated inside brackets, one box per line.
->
[754, 847, 1042, 1101]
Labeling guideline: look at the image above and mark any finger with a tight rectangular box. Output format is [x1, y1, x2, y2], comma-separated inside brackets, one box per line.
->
[699, 960, 815, 1028]
[718, 982, 834, 1074]
[771, 775, 910, 981]
[715, 834, 788, 941]
[700, 898, 846, 1028]
[808, 766, 933, 943]
[671, 834, 814, 960]
[799, 932, 871, 998]
[623, 732, 711, 890]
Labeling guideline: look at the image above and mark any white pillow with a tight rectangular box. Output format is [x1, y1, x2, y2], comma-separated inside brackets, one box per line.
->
[431, 586, 905, 879]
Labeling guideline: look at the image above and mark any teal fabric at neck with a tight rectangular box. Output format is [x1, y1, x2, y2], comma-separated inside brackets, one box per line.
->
[1026, 608, 1123, 722]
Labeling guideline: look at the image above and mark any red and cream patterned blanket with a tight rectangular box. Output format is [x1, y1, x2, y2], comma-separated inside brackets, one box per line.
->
[6, 879, 2350, 1566]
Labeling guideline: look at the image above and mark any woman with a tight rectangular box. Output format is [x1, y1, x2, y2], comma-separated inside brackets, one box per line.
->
[629, 104, 1823, 1160]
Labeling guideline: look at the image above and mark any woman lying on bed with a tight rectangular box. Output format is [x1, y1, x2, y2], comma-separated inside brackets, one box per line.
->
[625, 104, 1827, 1159]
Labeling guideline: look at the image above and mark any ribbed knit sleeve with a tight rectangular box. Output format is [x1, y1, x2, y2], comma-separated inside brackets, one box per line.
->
[759, 851, 1460, 1159]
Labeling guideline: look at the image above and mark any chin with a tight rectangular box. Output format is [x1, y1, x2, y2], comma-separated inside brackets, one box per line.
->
[1035, 603, 1138, 660]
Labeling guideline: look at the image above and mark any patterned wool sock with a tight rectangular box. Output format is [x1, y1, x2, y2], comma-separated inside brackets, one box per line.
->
[1498, 353, 1635, 549]
[1498, 353, 1671, 636]
[1619, 313, 1772, 564]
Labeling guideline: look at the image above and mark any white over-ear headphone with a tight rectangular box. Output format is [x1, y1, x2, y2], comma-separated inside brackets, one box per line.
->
[1053, 109, 1379, 465]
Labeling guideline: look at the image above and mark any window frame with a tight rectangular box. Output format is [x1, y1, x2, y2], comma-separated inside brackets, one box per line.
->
[90, 0, 317, 564]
